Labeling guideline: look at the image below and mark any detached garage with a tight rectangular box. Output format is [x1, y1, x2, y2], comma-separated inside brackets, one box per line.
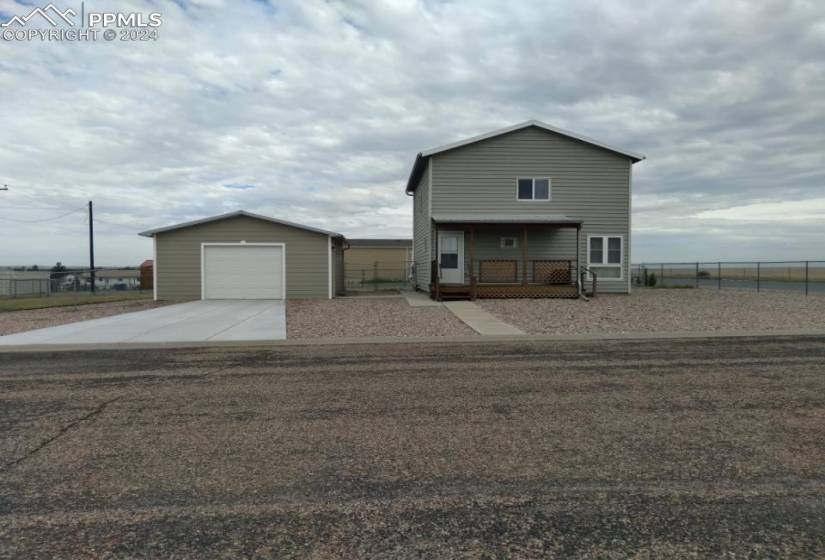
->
[139, 211, 345, 300]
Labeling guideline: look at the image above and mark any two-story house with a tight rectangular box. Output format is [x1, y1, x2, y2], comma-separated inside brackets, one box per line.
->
[407, 120, 644, 300]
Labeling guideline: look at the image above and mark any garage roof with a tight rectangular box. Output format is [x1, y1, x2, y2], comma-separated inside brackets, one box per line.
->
[138, 210, 344, 238]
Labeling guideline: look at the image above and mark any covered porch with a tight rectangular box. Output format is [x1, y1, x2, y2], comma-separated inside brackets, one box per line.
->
[429, 215, 597, 301]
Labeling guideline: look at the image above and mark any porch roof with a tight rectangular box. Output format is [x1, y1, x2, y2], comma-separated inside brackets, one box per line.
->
[432, 214, 582, 225]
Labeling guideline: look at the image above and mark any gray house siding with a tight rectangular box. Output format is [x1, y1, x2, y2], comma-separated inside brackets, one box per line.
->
[430, 127, 631, 293]
[452, 227, 578, 283]
[155, 215, 331, 300]
[412, 159, 431, 290]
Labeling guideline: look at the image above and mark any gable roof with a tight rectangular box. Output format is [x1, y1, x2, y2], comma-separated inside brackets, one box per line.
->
[138, 210, 343, 238]
[405, 119, 645, 194]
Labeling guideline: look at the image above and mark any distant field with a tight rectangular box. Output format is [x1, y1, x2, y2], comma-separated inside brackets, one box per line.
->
[0, 292, 151, 312]
[636, 265, 825, 283]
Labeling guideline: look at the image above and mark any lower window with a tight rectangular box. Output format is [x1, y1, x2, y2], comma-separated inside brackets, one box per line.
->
[588, 236, 623, 279]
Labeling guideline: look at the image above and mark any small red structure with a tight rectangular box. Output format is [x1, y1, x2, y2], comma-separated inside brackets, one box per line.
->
[139, 260, 153, 290]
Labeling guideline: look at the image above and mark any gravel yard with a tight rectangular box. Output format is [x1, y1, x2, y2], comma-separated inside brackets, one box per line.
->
[0, 299, 169, 336]
[481, 288, 825, 335]
[286, 296, 475, 338]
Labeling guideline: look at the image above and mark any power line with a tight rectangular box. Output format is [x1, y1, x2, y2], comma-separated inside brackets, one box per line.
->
[0, 184, 86, 211]
[0, 205, 87, 223]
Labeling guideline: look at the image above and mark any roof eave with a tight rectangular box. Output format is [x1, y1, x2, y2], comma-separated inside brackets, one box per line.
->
[405, 153, 425, 195]
[137, 210, 344, 238]
[419, 119, 646, 163]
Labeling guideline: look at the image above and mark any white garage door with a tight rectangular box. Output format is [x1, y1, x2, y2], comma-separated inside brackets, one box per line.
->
[203, 244, 284, 299]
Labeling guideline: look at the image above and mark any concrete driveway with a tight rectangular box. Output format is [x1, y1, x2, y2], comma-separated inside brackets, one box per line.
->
[0, 300, 286, 345]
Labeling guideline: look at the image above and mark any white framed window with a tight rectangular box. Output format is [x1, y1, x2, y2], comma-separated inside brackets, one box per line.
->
[500, 236, 518, 249]
[587, 235, 623, 280]
[516, 177, 551, 201]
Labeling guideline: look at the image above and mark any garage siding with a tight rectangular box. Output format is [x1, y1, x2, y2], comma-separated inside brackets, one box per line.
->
[155, 216, 330, 300]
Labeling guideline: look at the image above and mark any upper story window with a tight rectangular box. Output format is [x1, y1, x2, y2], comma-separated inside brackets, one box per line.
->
[517, 178, 551, 201]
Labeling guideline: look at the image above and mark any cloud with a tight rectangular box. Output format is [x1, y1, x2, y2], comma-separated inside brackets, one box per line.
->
[0, 0, 824, 265]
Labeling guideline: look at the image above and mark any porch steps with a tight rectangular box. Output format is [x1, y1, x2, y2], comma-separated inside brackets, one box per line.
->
[434, 284, 473, 301]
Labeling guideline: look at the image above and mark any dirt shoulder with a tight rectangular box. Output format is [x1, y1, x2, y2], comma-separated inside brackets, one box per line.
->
[1, 337, 824, 557]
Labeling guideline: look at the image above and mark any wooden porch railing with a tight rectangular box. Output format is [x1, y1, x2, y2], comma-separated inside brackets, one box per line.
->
[432, 257, 584, 300]
[471, 259, 575, 285]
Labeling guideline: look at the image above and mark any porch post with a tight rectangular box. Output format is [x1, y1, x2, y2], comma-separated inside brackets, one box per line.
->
[522, 225, 528, 285]
[469, 226, 476, 299]
[576, 224, 581, 295]
[433, 220, 439, 300]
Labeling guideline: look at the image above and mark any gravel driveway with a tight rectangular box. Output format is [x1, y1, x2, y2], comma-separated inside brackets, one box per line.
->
[481, 288, 825, 335]
[0, 299, 169, 336]
[1, 337, 824, 557]
[286, 296, 474, 338]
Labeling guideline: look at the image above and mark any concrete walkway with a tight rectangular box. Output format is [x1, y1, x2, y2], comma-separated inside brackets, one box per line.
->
[442, 301, 524, 335]
[0, 300, 286, 345]
[402, 290, 443, 307]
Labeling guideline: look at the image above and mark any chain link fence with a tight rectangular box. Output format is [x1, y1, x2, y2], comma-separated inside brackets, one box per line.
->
[631, 261, 825, 295]
[0, 268, 152, 298]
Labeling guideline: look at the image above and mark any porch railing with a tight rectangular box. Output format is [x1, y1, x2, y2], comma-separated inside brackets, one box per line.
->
[468, 259, 576, 285]
[431, 258, 588, 300]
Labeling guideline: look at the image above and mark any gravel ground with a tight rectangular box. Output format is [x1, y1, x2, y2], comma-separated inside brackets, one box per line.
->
[286, 296, 474, 338]
[481, 288, 825, 335]
[1, 337, 824, 558]
[0, 299, 169, 336]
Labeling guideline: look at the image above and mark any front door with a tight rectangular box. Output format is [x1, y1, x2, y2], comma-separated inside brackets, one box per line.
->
[438, 230, 464, 284]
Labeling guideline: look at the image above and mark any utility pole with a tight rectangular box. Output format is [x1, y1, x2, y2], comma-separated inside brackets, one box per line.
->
[88, 200, 95, 294]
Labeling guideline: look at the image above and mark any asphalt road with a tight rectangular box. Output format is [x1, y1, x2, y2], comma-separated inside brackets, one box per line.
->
[1, 337, 824, 558]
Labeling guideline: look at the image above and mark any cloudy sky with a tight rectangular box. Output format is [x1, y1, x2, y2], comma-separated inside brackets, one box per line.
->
[0, 0, 823, 266]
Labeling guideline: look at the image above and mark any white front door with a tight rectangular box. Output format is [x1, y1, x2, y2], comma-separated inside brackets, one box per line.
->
[438, 231, 464, 284]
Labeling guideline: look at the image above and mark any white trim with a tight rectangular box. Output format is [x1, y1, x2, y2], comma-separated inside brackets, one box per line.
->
[200, 242, 286, 299]
[152, 236, 158, 301]
[427, 157, 433, 289]
[420, 120, 645, 162]
[500, 236, 518, 249]
[515, 177, 551, 201]
[586, 234, 624, 281]
[328, 235, 333, 299]
[627, 164, 633, 294]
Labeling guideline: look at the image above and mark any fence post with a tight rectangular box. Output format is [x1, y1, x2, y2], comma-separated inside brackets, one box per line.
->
[805, 261, 809, 296]
[660, 263, 664, 286]
[695, 262, 699, 288]
[717, 262, 721, 290]
[373, 261, 378, 292]
[757, 262, 760, 292]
